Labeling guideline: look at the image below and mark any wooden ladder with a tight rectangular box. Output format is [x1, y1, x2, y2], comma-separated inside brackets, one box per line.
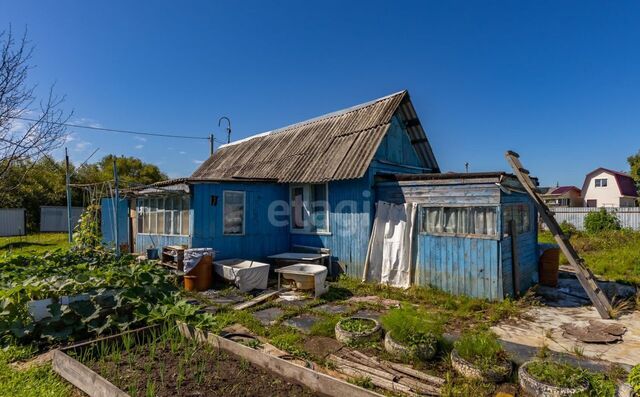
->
[505, 151, 613, 319]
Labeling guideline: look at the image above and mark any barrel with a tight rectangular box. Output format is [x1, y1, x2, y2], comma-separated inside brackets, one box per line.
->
[538, 244, 560, 287]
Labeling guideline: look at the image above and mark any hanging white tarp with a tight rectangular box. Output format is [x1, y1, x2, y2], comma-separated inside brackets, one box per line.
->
[363, 201, 417, 289]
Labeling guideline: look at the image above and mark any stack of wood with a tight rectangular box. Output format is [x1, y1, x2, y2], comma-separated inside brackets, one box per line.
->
[329, 349, 444, 396]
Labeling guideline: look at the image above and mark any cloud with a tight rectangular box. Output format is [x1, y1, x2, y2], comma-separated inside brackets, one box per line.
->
[134, 136, 147, 142]
[179, 151, 186, 155]
[135, 144, 144, 149]
[72, 117, 102, 129]
[74, 141, 92, 152]
[192, 159, 204, 164]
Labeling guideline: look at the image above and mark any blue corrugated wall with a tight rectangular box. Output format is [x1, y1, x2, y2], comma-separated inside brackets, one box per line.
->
[100, 197, 130, 247]
[190, 182, 290, 260]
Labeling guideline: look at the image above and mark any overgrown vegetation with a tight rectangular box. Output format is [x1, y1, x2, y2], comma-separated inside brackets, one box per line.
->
[629, 364, 640, 394]
[539, 229, 640, 285]
[380, 304, 443, 347]
[526, 360, 585, 388]
[0, 233, 69, 257]
[584, 208, 621, 233]
[338, 317, 376, 333]
[453, 330, 508, 372]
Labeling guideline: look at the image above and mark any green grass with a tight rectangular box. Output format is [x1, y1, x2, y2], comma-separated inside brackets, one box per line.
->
[380, 304, 443, 346]
[0, 345, 74, 397]
[539, 229, 640, 285]
[453, 329, 508, 372]
[525, 360, 585, 388]
[338, 318, 376, 333]
[0, 233, 69, 257]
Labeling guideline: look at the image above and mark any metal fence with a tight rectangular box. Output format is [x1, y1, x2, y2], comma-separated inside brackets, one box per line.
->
[544, 207, 640, 231]
[40, 206, 84, 232]
[0, 208, 26, 236]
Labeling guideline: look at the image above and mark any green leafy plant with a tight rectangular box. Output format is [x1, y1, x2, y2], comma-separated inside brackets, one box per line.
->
[339, 317, 377, 333]
[584, 208, 621, 233]
[380, 304, 443, 347]
[525, 360, 585, 389]
[453, 330, 508, 372]
[629, 364, 640, 394]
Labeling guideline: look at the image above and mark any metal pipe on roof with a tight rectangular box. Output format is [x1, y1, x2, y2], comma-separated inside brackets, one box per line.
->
[218, 116, 231, 144]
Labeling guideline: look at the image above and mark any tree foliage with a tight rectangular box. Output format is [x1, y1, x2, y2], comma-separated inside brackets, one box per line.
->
[627, 150, 640, 191]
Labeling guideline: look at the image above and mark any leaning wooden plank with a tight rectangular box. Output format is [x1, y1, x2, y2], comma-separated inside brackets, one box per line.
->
[52, 349, 129, 397]
[177, 322, 384, 397]
[333, 364, 420, 397]
[232, 288, 286, 310]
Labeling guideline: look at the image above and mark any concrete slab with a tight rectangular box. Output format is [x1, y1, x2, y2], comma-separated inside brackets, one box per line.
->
[314, 303, 350, 315]
[353, 309, 383, 320]
[253, 307, 284, 326]
[283, 313, 321, 333]
[492, 305, 640, 367]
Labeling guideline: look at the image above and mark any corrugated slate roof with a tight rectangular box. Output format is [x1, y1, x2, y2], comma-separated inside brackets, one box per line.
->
[548, 186, 581, 195]
[191, 90, 439, 183]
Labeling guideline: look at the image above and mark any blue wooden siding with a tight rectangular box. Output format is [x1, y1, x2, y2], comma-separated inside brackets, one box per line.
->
[416, 235, 501, 300]
[190, 182, 290, 260]
[500, 192, 539, 297]
[374, 116, 423, 167]
[100, 197, 130, 247]
[290, 175, 374, 278]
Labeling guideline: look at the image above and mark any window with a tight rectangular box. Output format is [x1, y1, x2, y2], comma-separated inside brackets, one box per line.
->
[502, 203, 531, 235]
[223, 191, 245, 235]
[136, 195, 190, 235]
[595, 178, 608, 187]
[421, 206, 497, 237]
[289, 184, 329, 233]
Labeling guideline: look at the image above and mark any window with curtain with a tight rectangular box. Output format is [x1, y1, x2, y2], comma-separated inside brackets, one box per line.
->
[421, 206, 497, 237]
[502, 203, 531, 235]
[289, 183, 329, 233]
[223, 191, 245, 235]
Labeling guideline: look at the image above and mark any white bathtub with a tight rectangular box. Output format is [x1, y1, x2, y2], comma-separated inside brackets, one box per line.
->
[213, 259, 270, 292]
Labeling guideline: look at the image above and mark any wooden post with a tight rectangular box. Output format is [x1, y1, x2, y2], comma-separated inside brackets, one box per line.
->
[65, 148, 73, 243]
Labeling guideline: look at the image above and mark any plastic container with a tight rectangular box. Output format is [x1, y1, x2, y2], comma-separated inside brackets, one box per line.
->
[539, 244, 560, 287]
[146, 248, 159, 260]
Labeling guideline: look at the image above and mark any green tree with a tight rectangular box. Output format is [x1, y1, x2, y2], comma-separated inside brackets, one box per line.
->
[628, 150, 640, 191]
[76, 155, 167, 188]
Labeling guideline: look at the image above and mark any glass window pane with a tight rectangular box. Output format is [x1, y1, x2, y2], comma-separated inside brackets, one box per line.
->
[456, 208, 469, 234]
[181, 196, 190, 235]
[502, 206, 513, 235]
[157, 198, 164, 234]
[424, 207, 442, 233]
[310, 184, 328, 232]
[164, 197, 172, 234]
[172, 196, 180, 235]
[137, 199, 144, 233]
[224, 191, 244, 235]
[291, 187, 305, 229]
[443, 208, 457, 233]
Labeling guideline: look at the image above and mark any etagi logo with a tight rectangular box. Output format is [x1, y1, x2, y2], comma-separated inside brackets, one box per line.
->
[267, 190, 371, 236]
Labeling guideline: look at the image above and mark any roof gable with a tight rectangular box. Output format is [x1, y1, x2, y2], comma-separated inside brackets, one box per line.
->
[191, 91, 439, 183]
[582, 167, 638, 197]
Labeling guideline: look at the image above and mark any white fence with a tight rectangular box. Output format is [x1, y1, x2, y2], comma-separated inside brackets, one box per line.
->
[546, 207, 640, 231]
[40, 206, 84, 232]
[0, 208, 26, 236]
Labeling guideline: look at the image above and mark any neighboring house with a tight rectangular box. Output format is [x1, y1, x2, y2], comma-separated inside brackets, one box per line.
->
[581, 168, 639, 208]
[101, 90, 538, 300]
[541, 186, 583, 207]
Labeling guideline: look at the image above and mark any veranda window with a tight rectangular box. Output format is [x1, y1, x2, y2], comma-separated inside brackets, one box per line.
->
[502, 203, 531, 235]
[289, 183, 329, 233]
[421, 206, 497, 237]
[137, 195, 190, 235]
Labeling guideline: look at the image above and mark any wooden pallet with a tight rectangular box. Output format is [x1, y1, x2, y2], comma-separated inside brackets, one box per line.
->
[505, 150, 613, 319]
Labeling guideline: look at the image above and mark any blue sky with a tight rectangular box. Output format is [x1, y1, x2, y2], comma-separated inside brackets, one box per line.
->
[2, 1, 639, 186]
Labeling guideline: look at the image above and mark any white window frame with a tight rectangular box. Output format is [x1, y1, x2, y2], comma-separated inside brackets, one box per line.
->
[595, 178, 608, 187]
[223, 190, 246, 236]
[419, 204, 499, 240]
[137, 195, 190, 236]
[289, 183, 330, 234]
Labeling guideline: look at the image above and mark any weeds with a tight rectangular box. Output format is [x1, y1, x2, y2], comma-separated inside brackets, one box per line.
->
[453, 329, 508, 372]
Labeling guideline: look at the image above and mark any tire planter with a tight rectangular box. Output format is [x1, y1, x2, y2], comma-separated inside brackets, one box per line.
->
[384, 332, 437, 361]
[450, 349, 512, 383]
[518, 361, 589, 397]
[335, 317, 382, 344]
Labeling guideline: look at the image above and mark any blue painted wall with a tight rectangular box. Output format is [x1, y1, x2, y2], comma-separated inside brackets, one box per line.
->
[190, 182, 290, 261]
[374, 116, 423, 168]
[100, 197, 130, 247]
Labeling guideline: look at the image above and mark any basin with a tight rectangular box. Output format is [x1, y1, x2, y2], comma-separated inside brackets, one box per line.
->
[275, 264, 328, 297]
[213, 259, 270, 292]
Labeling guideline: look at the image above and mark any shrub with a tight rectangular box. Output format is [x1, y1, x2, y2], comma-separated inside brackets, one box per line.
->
[525, 361, 585, 389]
[559, 221, 578, 237]
[584, 208, 621, 233]
[380, 304, 443, 347]
[629, 364, 640, 394]
[453, 330, 507, 371]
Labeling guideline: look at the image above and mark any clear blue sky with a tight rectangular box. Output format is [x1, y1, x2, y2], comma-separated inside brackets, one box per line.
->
[3, 1, 639, 186]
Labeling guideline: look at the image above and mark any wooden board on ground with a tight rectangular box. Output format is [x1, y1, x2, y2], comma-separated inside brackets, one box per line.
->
[52, 350, 129, 397]
[232, 288, 286, 311]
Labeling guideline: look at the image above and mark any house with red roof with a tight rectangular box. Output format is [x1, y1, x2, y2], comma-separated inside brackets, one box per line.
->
[581, 168, 639, 208]
[541, 186, 583, 207]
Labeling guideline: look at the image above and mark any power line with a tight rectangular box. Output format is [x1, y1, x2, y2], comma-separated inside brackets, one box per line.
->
[11, 116, 227, 142]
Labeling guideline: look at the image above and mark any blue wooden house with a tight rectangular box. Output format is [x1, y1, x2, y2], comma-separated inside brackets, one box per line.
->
[102, 90, 538, 300]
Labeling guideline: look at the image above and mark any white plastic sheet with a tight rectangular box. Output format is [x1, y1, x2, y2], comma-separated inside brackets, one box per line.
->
[363, 202, 417, 289]
[213, 259, 270, 292]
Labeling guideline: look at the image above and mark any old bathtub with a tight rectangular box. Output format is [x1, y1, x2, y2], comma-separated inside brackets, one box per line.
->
[213, 259, 270, 292]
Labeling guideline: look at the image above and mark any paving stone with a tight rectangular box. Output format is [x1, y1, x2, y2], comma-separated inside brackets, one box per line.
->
[277, 298, 310, 308]
[253, 307, 284, 326]
[282, 313, 321, 334]
[353, 309, 382, 320]
[199, 289, 246, 305]
[313, 303, 350, 315]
